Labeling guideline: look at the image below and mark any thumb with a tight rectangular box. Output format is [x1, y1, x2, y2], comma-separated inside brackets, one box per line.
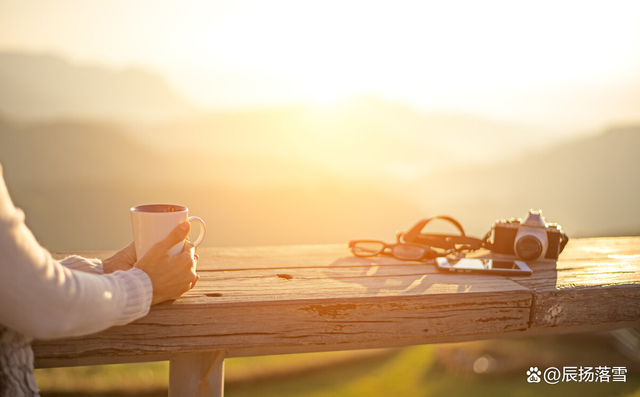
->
[152, 221, 191, 254]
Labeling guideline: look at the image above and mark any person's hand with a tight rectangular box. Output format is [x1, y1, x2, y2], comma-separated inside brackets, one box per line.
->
[134, 221, 200, 305]
[102, 241, 137, 274]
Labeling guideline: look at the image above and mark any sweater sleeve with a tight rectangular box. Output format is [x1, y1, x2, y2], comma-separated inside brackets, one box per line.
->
[0, 167, 153, 340]
[59, 255, 104, 274]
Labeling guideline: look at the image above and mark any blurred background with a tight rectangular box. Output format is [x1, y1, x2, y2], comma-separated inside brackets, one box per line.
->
[1, 0, 639, 395]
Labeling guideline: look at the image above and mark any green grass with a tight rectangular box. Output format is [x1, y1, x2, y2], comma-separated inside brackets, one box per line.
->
[35, 335, 640, 397]
[225, 344, 640, 397]
[35, 362, 169, 396]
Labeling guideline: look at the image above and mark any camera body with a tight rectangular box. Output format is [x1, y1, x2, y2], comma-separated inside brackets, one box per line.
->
[490, 210, 566, 261]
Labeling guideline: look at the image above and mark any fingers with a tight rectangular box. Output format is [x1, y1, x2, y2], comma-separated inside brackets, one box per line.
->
[190, 275, 201, 290]
[184, 250, 199, 290]
[177, 250, 195, 263]
[140, 228, 201, 304]
[124, 241, 137, 262]
[174, 249, 198, 274]
[151, 222, 191, 254]
[179, 240, 197, 265]
[182, 239, 195, 253]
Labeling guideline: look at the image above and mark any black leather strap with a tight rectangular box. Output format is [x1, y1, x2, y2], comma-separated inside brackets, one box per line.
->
[402, 216, 483, 251]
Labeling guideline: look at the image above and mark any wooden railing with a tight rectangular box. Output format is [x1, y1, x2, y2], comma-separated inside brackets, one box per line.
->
[34, 237, 640, 396]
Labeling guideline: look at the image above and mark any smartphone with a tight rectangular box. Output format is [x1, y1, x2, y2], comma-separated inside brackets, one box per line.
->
[436, 257, 532, 276]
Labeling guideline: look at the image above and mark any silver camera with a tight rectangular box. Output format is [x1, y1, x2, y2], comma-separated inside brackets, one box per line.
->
[488, 210, 568, 261]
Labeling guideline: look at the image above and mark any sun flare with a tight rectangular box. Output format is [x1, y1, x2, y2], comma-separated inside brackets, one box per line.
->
[0, 0, 639, 128]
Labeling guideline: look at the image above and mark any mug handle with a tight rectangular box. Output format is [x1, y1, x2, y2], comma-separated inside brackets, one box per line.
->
[186, 216, 206, 247]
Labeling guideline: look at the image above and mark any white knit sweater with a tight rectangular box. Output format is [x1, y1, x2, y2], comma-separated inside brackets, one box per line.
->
[0, 165, 153, 396]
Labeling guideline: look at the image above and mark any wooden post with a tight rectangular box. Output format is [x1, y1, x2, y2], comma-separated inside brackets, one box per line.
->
[169, 350, 225, 397]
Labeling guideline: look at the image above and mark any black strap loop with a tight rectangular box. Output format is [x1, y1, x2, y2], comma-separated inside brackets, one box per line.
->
[402, 216, 483, 252]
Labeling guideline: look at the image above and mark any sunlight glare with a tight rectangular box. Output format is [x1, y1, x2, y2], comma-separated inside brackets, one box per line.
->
[1, 0, 639, 126]
[176, 0, 640, 109]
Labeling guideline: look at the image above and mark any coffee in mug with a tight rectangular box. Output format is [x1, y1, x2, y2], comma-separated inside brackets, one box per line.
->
[130, 204, 206, 258]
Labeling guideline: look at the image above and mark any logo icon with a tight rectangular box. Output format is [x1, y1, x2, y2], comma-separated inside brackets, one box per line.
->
[527, 367, 542, 383]
[544, 367, 562, 384]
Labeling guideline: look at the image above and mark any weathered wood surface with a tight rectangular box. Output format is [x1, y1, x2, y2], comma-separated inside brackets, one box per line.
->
[511, 236, 640, 328]
[35, 237, 640, 367]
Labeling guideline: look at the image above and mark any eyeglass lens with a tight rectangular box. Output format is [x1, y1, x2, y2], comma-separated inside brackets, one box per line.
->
[351, 241, 385, 257]
[392, 244, 426, 260]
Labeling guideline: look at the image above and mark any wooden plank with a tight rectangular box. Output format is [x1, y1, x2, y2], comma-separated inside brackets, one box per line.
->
[34, 320, 640, 369]
[53, 244, 354, 271]
[33, 263, 531, 360]
[33, 292, 530, 359]
[514, 257, 640, 328]
[52, 237, 640, 270]
[556, 236, 640, 260]
[37, 237, 640, 366]
[195, 244, 353, 271]
[508, 237, 640, 328]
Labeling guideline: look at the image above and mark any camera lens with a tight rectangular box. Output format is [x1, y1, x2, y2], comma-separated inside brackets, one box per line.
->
[515, 236, 543, 261]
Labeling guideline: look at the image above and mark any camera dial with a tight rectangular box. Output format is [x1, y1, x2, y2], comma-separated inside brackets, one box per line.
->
[514, 210, 548, 261]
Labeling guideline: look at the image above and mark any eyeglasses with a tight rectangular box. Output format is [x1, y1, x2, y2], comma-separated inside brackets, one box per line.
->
[348, 239, 436, 261]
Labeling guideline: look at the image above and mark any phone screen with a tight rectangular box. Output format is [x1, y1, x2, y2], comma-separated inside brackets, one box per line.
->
[490, 260, 519, 269]
[453, 259, 487, 269]
[436, 257, 532, 276]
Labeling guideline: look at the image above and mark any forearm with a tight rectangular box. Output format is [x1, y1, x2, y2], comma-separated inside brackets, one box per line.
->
[0, 222, 153, 339]
[1, 253, 152, 340]
[60, 255, 104, 274]
[0, 169, 152, 340]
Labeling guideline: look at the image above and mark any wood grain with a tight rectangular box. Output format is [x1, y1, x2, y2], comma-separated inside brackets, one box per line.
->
[36, 237, 640, 366]
[511, 239, 640, 328]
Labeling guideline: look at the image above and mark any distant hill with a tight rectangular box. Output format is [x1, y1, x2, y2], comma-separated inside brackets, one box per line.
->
[133, 97, 556, 181]
[0, 116, 422, 250]
[0, 52, 194, 122]
[419, 125, 640, 238]
[0, 111, 637, 251]
[0, 118, 169, 185]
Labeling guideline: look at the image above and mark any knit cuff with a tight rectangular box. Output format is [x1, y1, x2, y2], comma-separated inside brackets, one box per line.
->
[111, 268, 153, 325]
[59, 255, 104, 274]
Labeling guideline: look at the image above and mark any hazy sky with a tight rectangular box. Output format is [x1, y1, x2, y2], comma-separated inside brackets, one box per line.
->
[1, 0, 639, 132]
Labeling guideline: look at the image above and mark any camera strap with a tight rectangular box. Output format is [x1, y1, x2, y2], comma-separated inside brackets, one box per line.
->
[401, 216, 484, 252]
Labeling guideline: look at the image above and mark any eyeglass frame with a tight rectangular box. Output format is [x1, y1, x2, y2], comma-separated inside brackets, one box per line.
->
[348, 235, 438, 261]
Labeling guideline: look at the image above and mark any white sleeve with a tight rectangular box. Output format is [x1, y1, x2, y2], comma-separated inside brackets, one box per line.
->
[59, 255, 104, 275]
[0, 167, 153, 340]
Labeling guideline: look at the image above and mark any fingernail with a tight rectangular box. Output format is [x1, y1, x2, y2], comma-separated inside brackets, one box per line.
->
[180, 222, 189, 231]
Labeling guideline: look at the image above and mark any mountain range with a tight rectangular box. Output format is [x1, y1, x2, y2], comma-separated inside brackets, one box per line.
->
[1, 113, 638, 251]
[0, 51, 638, 250]
[0, 52, 194, 122]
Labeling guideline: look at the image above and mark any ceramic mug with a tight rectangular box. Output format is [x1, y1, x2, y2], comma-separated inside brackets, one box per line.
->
[130, 204, 206, 258]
